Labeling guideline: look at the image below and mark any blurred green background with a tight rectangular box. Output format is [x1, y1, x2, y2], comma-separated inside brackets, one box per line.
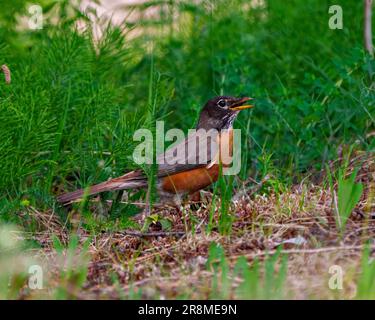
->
[0, 0, 373, 222]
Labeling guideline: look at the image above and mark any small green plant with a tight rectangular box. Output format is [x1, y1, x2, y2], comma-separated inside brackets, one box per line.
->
[206, 165, 236, 236]
[52, 233, 91, 299]
[206, 242, 230, 299]
[217, 167, 235, 235]
[142, 213, 172, 232]
[327, 165, 364, 233]
[206, 185, 218, 234]
[356, 243, 375, 299]
[233, 248, 288, 299]
[337, 169, 363, 231]
[207, 243, 288, 299]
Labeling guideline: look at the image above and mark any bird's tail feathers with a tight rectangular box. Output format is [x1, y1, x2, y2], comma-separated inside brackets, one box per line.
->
[57, 171, 146, 204]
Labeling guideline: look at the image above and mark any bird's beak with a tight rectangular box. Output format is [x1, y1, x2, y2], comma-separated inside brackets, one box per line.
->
[229, 97, 254, 111]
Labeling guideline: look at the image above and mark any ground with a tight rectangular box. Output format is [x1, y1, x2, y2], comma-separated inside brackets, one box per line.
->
[5, 152, 373, 300]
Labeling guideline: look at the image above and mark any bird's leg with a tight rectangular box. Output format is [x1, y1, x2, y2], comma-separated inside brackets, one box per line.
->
[188, 191, 202, 211]
[189, 191, 201, 203]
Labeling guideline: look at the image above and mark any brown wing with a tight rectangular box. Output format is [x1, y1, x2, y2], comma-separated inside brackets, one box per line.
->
[156, 129, 220, 178]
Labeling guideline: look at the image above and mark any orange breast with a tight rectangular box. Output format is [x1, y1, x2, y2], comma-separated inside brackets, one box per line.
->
[160, 129, 234, 194]
[161, 165, 220, 194]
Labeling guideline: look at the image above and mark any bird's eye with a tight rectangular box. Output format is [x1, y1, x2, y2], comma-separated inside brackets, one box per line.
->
[217, 99, 226, 108]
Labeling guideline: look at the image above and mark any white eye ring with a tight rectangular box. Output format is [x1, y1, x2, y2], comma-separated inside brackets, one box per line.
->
[217, 99, 226, 107]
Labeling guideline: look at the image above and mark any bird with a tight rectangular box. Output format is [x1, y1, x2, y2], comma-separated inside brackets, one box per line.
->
[57, 96, 254, 206]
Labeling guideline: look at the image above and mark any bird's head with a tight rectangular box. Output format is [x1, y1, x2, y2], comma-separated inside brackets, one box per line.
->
[197, 96, 254, 130]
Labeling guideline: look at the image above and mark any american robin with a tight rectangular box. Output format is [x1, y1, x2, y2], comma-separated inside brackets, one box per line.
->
[57, 96, 254, 205]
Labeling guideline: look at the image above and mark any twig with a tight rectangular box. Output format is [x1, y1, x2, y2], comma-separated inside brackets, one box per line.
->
[120, 230, 186, 238]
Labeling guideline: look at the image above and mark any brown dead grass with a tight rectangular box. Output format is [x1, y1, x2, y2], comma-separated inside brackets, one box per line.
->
[15, 152, 375, 299]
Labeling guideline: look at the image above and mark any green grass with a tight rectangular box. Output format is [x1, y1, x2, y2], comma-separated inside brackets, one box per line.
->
[0, 0, 374, 299]
[0, 0, 373, 206]
[326, 155, 365, 234]
[207, 243, 288, 299]
[356, 243, 375, 299]
[52, 233, 91, 299]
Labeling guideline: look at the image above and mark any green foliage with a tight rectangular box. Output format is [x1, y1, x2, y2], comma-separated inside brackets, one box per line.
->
[206, 242, 231, 299]
[219, 174, 234, 235]
[142, 213, 172, 232]
[52, 233, 91, 299]
[233, 249, 288, 300]
[356, 243, 375, 300]
[207, 242, 288, 299]
[337, 169, 364, 230]
[326, 159, 364, 233]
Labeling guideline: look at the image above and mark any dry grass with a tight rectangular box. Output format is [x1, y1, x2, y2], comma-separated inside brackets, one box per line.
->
[9, 152, 375, 299]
